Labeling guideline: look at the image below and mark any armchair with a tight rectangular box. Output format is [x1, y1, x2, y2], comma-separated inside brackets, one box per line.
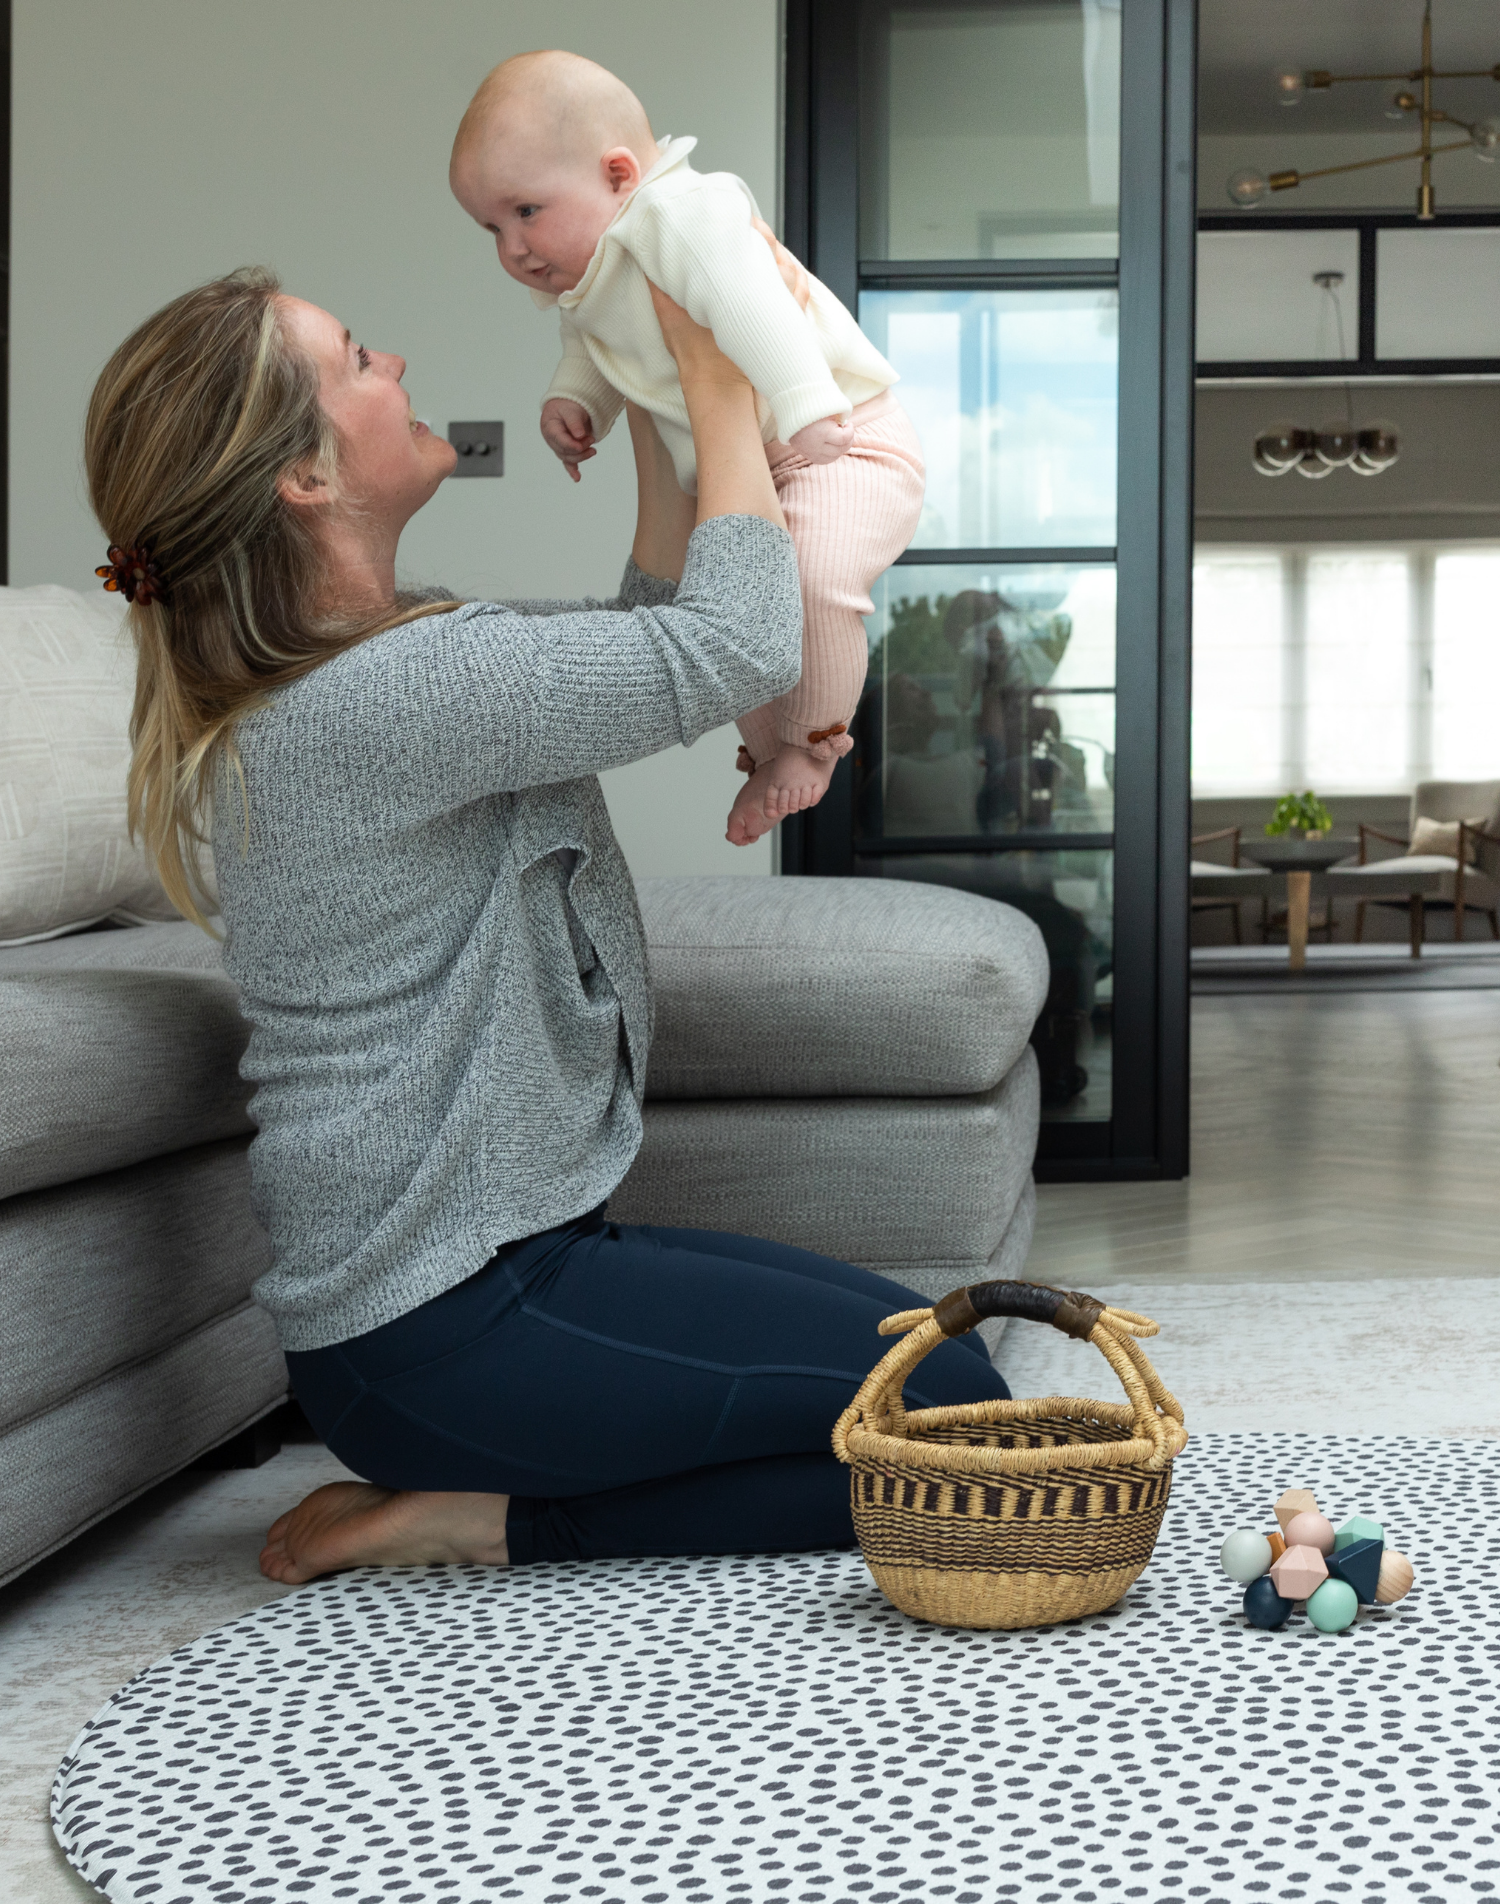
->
[1329, 780, 1500, 957]
[1190, 827, 1273, 945]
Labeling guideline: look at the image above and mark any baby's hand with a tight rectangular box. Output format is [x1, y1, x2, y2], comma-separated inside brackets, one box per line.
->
[788, 415, 855, 465]
[541, 398, 597, 482]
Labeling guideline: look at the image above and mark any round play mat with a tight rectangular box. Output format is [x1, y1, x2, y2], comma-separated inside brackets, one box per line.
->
[53, 1434, 1496, 1903]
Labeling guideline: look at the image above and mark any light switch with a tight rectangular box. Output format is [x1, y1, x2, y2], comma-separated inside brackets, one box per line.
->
[447, 421, 504, 475]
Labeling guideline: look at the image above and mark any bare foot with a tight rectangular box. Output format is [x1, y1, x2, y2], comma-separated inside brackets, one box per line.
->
[726, 763, 780, 845]
[259, 1482, 510, 1585]
[760, 745, 837, 823]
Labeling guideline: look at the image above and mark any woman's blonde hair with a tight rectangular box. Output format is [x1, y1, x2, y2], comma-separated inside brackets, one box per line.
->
[85, 267, 454, 928]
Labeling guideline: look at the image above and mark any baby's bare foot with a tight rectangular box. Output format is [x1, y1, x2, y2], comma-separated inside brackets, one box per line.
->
[726, 767, 776, 845]
[259, 1482, 510, 1585]
[761, 745, 837, 822]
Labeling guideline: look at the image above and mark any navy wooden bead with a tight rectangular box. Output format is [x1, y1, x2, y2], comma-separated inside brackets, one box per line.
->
[1244, 1574, 1296, 1630]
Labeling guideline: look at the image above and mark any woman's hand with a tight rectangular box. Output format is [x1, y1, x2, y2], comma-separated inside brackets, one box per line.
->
[645, 284, 785, 533]
[750, 216, 813, 312]
[646, 280, 750, 393]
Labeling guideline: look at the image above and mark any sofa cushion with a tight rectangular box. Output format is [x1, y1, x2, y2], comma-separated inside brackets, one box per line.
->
[0, 1137, 270, 1432]
[612, 1048, 1039, 1276]
[0, 923, 251, 1200]
[0, 584, 188, 945]
[637, 875, 1048, 1099]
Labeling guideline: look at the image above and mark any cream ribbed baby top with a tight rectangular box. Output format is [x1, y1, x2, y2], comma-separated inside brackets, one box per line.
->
[534, 137, 898, 491]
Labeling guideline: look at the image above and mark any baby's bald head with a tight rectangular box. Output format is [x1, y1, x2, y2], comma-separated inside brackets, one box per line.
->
[451, 51, 662, 294]
[454, 51, 656, 174]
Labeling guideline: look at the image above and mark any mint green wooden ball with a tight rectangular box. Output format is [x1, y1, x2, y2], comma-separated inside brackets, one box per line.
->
[1220, 1530, 1273, 1584]
[1307, 1578, 1359, 1633]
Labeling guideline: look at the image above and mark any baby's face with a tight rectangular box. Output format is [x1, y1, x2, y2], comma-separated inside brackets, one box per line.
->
[452, 136, 635, 296]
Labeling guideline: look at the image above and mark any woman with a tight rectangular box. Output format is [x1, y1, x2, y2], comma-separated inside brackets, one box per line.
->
[86, 265, 1009, 1585]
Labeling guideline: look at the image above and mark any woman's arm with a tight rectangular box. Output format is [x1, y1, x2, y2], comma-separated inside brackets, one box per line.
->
[648, 280, 785, 534]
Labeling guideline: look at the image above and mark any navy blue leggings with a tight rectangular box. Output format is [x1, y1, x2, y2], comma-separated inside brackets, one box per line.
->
[285, 1206, 1009, 1566]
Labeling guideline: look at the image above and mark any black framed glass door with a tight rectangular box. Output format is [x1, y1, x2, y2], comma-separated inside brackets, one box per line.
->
[782, 0, 1196, 1179]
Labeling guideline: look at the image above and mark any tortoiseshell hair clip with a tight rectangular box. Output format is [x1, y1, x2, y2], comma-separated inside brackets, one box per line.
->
[96, 543, 168, 607]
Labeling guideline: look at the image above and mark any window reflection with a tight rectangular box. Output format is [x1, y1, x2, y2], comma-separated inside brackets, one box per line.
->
[860, 563, 1116, 839]
[860, 1, 1121, 261]
[861, 289, 1119, 549]
[858, 852, 1114, 1120]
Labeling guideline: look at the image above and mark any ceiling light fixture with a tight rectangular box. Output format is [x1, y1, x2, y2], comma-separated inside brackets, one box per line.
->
[1227, 0, 1500, 221]
[1251, 273, 1400, 479]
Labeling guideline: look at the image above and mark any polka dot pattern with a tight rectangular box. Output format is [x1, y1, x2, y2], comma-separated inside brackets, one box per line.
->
[52, 1434, 1500, 1903]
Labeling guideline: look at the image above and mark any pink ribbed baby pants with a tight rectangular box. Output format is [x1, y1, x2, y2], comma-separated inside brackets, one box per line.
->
[735, 390, 926, 771]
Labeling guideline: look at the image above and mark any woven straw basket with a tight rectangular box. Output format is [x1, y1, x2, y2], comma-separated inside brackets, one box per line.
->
[832, 1279, 1189, 1630]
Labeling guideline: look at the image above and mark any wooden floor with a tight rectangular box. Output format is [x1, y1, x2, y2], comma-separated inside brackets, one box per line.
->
[1028, 988, 1500, 1288]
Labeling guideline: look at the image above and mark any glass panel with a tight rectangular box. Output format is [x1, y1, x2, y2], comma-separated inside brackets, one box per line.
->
[861, 289, 1118, 549]
[1199, 0, 1500, 218]
[860, 2, 1120, 260]
[1434, 548, 1500, 778]
[858, 851, 1114, 1121]
[1196, 231, 1360, 363]
[859, 562, 1115, 839]
[1377, 231, 1500, 360]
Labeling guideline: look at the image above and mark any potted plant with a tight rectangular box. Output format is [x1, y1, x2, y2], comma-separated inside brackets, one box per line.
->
[1265, 791, 1333, 840]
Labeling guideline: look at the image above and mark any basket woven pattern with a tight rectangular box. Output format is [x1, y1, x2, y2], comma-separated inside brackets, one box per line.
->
[832, 1283, 1188, 1630]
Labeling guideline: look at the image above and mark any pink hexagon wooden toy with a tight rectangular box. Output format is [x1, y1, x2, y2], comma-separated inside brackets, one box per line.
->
[1269, 1543, 1329, 1601]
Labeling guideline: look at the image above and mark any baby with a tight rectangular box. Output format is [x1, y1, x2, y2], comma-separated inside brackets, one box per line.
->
[450, 50, 925, 845]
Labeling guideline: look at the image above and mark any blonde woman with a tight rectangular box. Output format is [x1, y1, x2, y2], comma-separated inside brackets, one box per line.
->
[87, 267, 1007, 1585]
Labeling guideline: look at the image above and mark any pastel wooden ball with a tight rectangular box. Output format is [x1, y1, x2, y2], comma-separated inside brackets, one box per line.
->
[1284, 1510, 1335, 1555]
[1307, 1577, 1359, 1633]
[1375, 1550, 1415, 1605]
[1220, 1530, 1274, 1584]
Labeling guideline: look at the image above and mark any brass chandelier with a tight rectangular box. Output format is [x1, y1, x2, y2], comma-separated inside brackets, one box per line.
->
[1227, 0, 1500, 219]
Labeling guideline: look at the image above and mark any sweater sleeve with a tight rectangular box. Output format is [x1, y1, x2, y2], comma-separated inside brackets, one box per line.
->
[296, 519, 801, 816]
[627, 184, 854, 442]
[542, 308, 626, 438]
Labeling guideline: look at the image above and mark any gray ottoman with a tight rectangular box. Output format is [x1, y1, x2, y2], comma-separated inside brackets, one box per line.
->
[612, 876, 1047, 1313]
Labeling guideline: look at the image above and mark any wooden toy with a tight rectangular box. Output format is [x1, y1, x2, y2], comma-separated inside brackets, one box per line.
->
[1225, 1493, 1412, 1629]
[1326, 1536, 1383, 1603]
[1334, 1515, 1384, 1552]
[1269, 1544, 1328, 1601]
[1274, 1488, 1318, 1535]
[1306, 1577, 1359, 1633]
[1374, 1550, 1415, 1605]
[1220, 1530, 1273, 1584]
[1243, 1575, 1295, 1630]
[1284, 1509, 1335, 1555]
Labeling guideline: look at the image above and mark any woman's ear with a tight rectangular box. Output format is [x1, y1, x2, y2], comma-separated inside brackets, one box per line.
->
[277, 464, 330, 512]
[601, 146, 644, 196]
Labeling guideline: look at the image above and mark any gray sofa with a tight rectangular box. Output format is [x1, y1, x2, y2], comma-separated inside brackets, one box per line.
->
[0, 873, 1046, 1586]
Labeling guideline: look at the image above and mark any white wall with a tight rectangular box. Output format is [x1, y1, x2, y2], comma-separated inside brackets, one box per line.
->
[10, 0, 782, 877]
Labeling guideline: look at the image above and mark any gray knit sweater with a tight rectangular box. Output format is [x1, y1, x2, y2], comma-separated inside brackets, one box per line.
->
[213, 515, 802, 1352]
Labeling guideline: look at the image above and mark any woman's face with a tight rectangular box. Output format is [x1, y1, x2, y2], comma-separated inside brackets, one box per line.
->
[279, 297, 456, 531]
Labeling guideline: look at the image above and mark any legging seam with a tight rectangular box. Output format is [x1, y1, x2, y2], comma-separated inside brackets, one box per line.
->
[310, 1346, 372, 1450]
[515, 1295, 876, 1387]
[344, 1385, 604, 1489]
[700, 1378, 743, 1466]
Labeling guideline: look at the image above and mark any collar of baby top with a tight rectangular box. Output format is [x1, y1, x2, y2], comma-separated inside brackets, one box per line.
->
[528, 135, 699, 314]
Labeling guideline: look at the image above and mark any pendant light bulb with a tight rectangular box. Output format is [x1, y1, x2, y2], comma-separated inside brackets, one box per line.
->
[1274, 68, 1305, 107]
[1471, 117, 1500, 161]
[1228, 169, 1270, 209]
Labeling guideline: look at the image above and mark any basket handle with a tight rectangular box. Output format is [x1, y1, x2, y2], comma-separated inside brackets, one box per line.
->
[837, 1280, 1184, 1466]
[929, 1279, 1107, 1343]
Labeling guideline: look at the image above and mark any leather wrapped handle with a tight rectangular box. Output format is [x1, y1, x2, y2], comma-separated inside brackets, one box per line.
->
[932, 1280, 1106, 1343]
